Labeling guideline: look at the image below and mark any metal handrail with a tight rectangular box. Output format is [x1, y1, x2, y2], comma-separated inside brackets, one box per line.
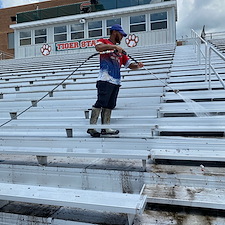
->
[191, 29, 225, 90]
[205, 31, 225, 40]
[191, 29, 208, 81]
[208, 45, 225, 90]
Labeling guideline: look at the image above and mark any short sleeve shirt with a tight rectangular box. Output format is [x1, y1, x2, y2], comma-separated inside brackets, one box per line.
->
[96, 38, 131, 85]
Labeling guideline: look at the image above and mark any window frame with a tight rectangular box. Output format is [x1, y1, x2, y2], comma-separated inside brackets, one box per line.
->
[19, 30, 32, 46]
[70, 23, 85, 40]
[130, 14, 146, 33]
[88, 20, 103, 38]
[54, 25, 67, 42]
[106, 18, 121, 36]
[35, 28, 47, 44]
[150, 11, 168, 31]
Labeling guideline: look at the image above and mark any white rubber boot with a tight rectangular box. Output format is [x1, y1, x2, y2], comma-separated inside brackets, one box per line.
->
[101, 108, 119, 135]
[87, 107, 101, 137]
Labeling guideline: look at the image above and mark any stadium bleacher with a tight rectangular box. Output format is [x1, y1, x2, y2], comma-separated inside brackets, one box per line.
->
[1, 41, 225, 224]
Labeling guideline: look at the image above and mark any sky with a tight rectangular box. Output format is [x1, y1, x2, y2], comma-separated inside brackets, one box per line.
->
[177, 0, 225, 39]
[0, 0, 224, 39]
[0, 0, 49, 8]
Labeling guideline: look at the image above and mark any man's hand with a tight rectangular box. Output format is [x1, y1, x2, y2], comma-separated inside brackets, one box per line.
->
[137, 62, 144, 68]
[128, 62, 144, 70]
[115, 45, 125, 53]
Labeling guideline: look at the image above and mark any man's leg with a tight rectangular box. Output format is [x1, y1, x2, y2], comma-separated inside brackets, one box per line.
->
[87, 81, 112, 137]
[101, 108, 119, 135]
[87, 107, 101, 137]
[101, 84, 120, 135]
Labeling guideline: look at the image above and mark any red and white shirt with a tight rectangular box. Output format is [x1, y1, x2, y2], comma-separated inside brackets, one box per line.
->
[96, 38, 131, 85]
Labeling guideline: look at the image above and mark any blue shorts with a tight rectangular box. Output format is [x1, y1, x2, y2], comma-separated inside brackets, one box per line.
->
[93, 81, 120, 109]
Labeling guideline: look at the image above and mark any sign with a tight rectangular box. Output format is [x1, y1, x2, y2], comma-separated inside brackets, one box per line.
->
[125, 34, 139, 47]
[56, 39, 97, 51]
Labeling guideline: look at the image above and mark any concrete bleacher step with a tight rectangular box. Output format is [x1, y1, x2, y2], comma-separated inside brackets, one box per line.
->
[168, 74, 225, 83]
[0, 69, 169, 90]
[0, 182, 147, 225]
[0, 121, 155, 138]
[0, 86, 163, 101]
[151, 148, 225, 162]
[159, 101, 225, 116]
[0, 146, 150, 170]
[163, 89, 225, 102]
[1, 135, 225, 153]
[0, 162, 150, 224]
[0, 78, 166, 95]
[165, 80, 225, 91]
[1, 107, 158, 119]
[139, 207, 225, 225]
[0, 96, 161, 111]
[2, 115, 225, 138]
[171, 61, 225, 71]
[143, 184, 225, 210]
[154, 116, 225, 134]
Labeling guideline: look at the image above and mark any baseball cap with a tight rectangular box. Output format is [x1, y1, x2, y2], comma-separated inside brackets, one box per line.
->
[110, 24, 127, 37]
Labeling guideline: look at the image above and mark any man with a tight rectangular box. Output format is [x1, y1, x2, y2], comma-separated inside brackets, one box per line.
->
[87, 24, 144, 137]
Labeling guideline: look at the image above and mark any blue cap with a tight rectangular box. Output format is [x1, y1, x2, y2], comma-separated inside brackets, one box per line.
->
[110, 24, 127, 37]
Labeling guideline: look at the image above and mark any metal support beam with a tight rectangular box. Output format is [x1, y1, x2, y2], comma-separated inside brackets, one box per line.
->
[142, 160, 147, 172]
[66, 128, 73, 138]
[10, 112, 17, 120]
[0, 200, 9, 209]
[127, 214, 135, 225]
[36, 156, 48, 166]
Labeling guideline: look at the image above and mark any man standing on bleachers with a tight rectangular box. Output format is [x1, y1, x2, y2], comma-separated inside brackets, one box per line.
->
[87, 24, 144, 137]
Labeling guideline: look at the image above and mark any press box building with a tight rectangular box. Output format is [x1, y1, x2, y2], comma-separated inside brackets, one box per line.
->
[10, 0, 177, 59]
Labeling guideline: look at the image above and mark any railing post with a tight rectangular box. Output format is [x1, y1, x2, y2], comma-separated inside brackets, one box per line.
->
[208, 47, 212, 90]
[205, 44, 208, 82]
[197, 39, 201, 64]
[194, 32, 197, 53]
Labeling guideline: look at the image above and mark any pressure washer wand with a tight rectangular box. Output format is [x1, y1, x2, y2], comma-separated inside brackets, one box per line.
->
[122, 50, 179, 94]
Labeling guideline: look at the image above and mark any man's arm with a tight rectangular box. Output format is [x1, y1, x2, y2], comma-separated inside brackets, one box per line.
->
[128, 62, 144, 70]
[95, 43, 124, 53]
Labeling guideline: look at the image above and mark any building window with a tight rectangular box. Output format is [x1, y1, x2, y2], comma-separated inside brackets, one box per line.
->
[54, 25, 67, 42]
[150, 12, 167, 30]
[20, 31, 31, 46]
[130, 15, 146, 32]
[11, 16, 16, 22]
[71, 24, 84, 40]
[88, 21, 102, 38]
[106, 18, 121, 35]
[35, 29, 47, 44]
[8, 33, 14, 49]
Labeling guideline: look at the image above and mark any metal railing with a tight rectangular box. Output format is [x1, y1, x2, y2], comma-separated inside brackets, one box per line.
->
[0, 51, 14, 60]
[205, 31, 225, 40]
[191, 29, 208, 80]
[191, 29, 225, 90]
[208, 45, 225, 90]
